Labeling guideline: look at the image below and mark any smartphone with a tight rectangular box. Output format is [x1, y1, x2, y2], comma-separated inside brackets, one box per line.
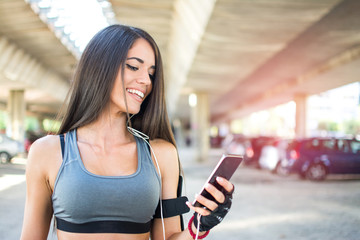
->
[192, 154, 243, 207]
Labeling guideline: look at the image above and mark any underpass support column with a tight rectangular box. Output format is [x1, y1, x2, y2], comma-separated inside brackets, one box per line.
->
[294, 93, 307, 138]
[190, 92, 210, 162]
[7, 90, 26, 143]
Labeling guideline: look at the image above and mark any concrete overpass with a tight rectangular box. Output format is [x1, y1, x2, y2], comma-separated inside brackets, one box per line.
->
[0, 0, 360, 160]
[0, 0, 77, 141]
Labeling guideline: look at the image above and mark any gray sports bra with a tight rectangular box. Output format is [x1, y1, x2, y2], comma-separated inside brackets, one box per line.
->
[52, 129, 161, 233]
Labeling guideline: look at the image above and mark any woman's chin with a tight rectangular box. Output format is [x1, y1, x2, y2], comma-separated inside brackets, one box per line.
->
[127, 107, 141, 115]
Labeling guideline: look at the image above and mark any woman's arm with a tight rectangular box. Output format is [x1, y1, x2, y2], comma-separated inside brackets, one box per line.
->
[150, 140, 234, 240]
[20, 136, 61, 240]
[149, 139, 184, 239]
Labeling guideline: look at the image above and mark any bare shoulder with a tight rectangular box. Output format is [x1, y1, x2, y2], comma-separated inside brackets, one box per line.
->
[149, 138, 179, 174]
[27, 135, 62, 177]
[149, 139, 179, 198]
[29, 134, 61, 159]
[149, 138, 177, 158]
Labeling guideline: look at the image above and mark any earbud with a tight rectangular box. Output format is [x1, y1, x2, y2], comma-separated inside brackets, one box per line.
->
[127, 126, 149, 140]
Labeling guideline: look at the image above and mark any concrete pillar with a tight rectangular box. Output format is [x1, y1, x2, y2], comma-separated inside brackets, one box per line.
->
[294, 93, 307, 138]
[7, 90, 26, 143]
[190, 92, 210, 162]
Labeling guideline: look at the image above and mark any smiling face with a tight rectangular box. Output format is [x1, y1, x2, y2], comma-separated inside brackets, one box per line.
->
[110, 38, 155, 115]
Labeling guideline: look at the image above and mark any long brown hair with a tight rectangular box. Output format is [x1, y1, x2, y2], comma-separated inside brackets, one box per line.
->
[57, 24, 176, 146]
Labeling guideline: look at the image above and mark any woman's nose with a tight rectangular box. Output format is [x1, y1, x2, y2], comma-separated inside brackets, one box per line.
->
[137, 71, 152, 85]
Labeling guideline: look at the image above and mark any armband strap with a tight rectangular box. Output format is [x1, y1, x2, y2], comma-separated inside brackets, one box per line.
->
[153, 196, 190, 218]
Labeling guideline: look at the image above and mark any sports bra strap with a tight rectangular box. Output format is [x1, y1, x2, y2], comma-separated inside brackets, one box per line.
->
[59, 134, 65, 159]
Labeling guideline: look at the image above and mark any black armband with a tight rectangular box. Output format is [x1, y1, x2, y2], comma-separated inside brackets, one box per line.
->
[153, 196, 190, 218]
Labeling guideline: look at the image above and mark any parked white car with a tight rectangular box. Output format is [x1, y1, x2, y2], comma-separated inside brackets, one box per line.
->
[259, 145, 279, 170]
[259, 139, 290, 174]
[0, 134, 23, 163]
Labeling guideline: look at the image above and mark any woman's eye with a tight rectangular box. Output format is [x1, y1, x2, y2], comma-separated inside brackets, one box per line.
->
[126, 64, 138, 71]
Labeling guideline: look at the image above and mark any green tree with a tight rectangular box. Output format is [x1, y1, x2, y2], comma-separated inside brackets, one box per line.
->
[343, 119, 360, 135]
[0, 111, 7, 130]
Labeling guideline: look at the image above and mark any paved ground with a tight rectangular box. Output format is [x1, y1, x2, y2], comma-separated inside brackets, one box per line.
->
[1, 148, 360, 240]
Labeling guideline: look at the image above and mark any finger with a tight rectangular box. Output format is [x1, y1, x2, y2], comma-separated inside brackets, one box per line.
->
[205, 183, 225, 204]
[216, 177, 234, 193]
[194, 193, 218, 211]
[186, 201, 211, 216]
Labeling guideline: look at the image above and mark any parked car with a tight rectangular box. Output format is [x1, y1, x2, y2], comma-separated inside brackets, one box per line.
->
[248, 136, 278, 168]
[259, 138, 290, 173]
[210, 135, 225, 148]
[224, 134, 254, 163]
[282, 137, 360, 181]
[0, 134, 23, 163]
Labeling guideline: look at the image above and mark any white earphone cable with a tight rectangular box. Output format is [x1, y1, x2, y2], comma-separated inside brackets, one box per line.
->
[127, 126, 166, 240]
[195, 215, 201, 240]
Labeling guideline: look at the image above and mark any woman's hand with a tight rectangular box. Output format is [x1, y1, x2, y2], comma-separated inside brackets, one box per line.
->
[186, 177, 234, 231]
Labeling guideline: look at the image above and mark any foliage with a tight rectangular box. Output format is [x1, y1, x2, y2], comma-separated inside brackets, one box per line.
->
[317, 119, 360, 136]
[25, 117, 39, 131]
[0, 111, 7, 130]
[343, 119, 360, 135]
[43, 119, 61, 133]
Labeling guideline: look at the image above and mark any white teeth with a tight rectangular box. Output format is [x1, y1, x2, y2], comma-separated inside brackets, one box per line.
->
[127, 89, 144, 99]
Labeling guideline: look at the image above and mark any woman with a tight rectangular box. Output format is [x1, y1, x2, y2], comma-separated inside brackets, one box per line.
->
[20, 24, 234, 240]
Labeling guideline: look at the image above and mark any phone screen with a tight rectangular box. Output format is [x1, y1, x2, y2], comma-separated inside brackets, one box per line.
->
[193, 154, 243, 207]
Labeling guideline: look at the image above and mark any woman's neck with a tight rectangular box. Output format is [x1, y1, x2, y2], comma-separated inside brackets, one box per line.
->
[77, 110, 134, 148]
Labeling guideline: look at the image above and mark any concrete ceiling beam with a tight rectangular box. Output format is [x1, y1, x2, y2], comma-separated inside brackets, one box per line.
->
[211, 0, 360, 123]
[0, 36, 69, 102]
[165, 0, 216, 114]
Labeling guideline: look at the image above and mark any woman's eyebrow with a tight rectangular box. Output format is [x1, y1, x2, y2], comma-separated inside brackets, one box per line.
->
[127, 57, 144, 63]
[127, 57, 156, 69]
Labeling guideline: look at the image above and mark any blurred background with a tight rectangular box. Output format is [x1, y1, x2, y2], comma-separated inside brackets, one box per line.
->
[1, 0, 360, 161]
[0, 0, 360, 239]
